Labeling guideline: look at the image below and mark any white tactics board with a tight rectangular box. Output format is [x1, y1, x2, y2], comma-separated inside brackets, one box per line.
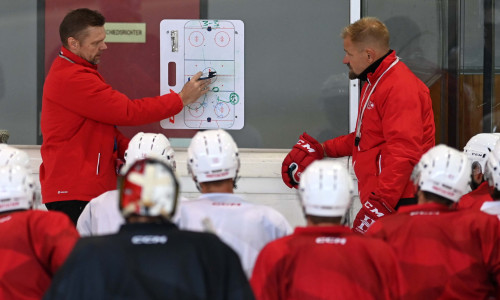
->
[160, 20, 244, 130]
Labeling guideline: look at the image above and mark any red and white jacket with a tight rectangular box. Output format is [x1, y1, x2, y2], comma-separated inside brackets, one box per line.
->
[367, 203, 500, 299]
[323, 51, 435, 208]
[0, 210, 79, 300]
[41, 47, 183, 203]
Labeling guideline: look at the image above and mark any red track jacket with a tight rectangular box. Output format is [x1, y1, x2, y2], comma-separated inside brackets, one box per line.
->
[0, 210, 78, 300]
[323, 51, 435, 208]
[41, 47, 183, 203]
[367, 203, 500, 299]
[250, 226, 405, 300]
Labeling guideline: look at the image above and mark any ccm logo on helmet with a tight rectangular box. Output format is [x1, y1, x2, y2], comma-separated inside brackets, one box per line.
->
[131, 235, 168, 245]
[298, 139, 316, 153]
[469, 152, 485, 158]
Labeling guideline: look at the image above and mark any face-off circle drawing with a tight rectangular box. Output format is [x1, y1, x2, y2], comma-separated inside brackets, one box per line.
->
[215, 32, 231, 47]
[188, 31, 204, 47]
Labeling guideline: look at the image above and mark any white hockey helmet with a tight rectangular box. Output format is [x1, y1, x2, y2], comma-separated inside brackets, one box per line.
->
[463, 133, 500, 173]
[0, 165, 35, 213]
[119, 158, 179, 219]
[0, 145, 30, 169]
[187, 129, 240, 184]
[299, 160, 354, 217]
[124, 132, 176, 172]
[411, 144, 471, 202]
[483, 140, 500, 192]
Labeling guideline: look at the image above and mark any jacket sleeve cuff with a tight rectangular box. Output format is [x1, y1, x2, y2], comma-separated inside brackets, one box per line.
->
[169, 89, 184, 113]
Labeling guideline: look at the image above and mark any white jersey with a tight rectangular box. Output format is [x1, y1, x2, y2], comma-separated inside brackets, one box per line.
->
[77, 190, 186, 237]
[76, 190, 123, 237]
[177, 193, 292, 278]
[480, 201, 500, 217]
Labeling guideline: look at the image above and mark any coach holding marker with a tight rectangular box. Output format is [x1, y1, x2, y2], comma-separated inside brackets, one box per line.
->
[41, 8, 210, 224]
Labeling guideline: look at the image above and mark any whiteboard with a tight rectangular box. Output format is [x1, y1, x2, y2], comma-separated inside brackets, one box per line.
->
[159, 19, 244, 130]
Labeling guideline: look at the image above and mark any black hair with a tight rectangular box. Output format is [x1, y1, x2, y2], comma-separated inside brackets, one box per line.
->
[306, 215, 344, 225]
[422, 191, 454, 207]
[59, 8, 105, 47]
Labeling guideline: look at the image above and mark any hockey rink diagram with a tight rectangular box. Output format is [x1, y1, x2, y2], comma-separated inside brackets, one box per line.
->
[160, 20, 244, 129]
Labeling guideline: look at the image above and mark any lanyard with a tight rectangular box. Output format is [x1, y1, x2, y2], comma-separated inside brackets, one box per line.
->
[354, 57, 400, 147]
[58, 51, 75, 64]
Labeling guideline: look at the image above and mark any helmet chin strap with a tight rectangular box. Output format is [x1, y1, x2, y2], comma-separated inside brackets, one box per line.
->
[194, 177, 202, 192]
[233, 172, 240, 189]
[341, 212, 349, 226]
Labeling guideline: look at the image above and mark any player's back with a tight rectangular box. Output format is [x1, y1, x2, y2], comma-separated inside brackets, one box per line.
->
[77, 190, 123, 236]
[0, 210, 77, 300]
[178, 193, 292, 277]
[44, 222, 254, 300]
[251, 226, 404, 300]
[367, 203, 500, 299]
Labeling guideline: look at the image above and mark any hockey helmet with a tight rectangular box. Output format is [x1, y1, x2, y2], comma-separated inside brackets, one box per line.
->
[411, 144, 471, 202]
[124, 132, 176, 172]
[119, 158, 179, 219]
[187, 129, 240, 184]
[0, 145, 30, 169]
[299, 159, 354, 217]
[0, 165, 35, 213]
[463, 133, 500, 173]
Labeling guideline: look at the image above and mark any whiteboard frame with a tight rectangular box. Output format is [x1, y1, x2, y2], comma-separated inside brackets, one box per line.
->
[159, 19, 244, 130]
[349, 0, 361, 133]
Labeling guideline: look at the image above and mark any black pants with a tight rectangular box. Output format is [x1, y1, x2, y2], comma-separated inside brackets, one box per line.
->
[45, 200, 89, 226]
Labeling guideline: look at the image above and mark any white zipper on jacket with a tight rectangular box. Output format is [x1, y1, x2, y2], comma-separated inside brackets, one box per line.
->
[96, 153, 101, 175]
[58, 52, 75, 64]
[378, 154, 382, 175]
[355, 57, 400, 150]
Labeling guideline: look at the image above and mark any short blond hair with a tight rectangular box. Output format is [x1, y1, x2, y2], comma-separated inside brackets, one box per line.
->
[341, 17, 390, 51]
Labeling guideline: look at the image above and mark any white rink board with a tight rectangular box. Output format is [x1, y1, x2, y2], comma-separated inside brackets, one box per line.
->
[160, 20, 244, 130]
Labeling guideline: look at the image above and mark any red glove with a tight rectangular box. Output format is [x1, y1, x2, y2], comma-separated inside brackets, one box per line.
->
[352, 193, 395, 234]
[281, 132, 324, 188]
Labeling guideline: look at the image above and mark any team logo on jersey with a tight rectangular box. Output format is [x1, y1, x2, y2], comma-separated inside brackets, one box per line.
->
[315, 236, 347, 245]
[366, 100, 375, 110]
[131, 235, 168, 244]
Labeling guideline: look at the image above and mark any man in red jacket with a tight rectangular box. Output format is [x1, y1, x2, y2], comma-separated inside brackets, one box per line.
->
[251, 160, 405, 300]
[41, 8, 210, 224]
[0, 164, 79, 300]
[281, 17, 435, 233]
[367, 145, 500, 299]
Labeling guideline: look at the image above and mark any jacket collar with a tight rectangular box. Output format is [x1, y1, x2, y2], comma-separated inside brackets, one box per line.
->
[294, 225, 352, 235]
[398, 202, 455, 214]
[119, 220, 178, 233]
[59, 46, 98, 70]
[358, 49, 394, 82]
